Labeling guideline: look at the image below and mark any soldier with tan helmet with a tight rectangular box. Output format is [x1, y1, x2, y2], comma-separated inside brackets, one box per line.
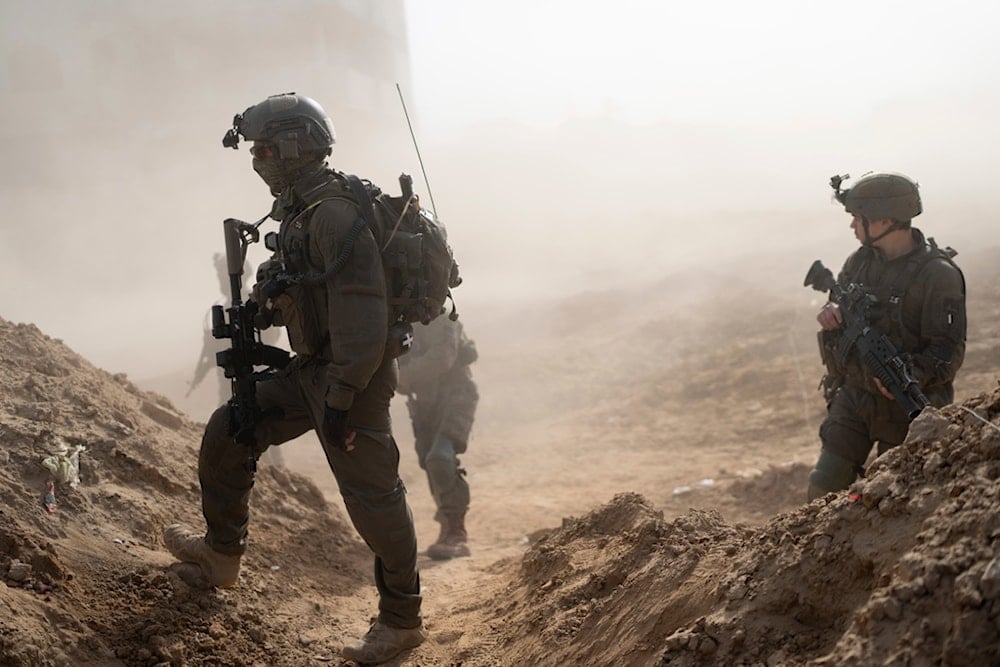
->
[185, 253, 238, 406]
[807, 172, 966, 500]
[163, 93, 425, 664]
[397, 315, 479, 560]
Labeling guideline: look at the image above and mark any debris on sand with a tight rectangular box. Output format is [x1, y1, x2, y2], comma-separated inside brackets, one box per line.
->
[481, 388, 1000, 666]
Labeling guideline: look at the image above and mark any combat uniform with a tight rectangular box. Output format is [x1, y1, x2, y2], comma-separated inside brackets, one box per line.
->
[397, 316, 478, 558]
[167, 92, 428, 663]
[199, 168, 421, 629]
[812, 228, 966, 494]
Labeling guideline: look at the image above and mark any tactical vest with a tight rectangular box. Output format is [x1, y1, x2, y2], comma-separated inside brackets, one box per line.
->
[264, 170, 461, 357]
[268, 191, 340, 356]
[841, 234, 963, 355]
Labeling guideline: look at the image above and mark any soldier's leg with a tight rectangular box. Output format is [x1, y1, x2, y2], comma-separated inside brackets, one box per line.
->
[411, 403, 435, 472]
[429, 368, 477, 519]
[441, 367, 478, 458]
[807, 385, 877, 500]
[424, 433, 470, 520]
[807, 449, 861, 500]
[165, 369, 313, 587]
[424, 433, 471, 560]
[199, 370, 314, 555]
[323, 431, 422, 629]
[284, 361, 423, 629]
[873, 396, 913, 457]
[410, 400, 464, 514]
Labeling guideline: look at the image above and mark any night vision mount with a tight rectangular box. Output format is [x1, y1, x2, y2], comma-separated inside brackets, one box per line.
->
[829, 173, 849, 204]
[222, 114, 243, 149]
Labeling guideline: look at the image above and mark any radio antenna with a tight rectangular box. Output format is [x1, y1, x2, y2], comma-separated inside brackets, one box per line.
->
[396, 82, 438, 218]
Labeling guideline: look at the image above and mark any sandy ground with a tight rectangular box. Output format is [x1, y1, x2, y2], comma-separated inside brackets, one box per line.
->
[1, 247, 998, 666]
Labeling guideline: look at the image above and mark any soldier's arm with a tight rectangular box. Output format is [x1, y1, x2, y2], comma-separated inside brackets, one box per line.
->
[313, 199, 389, 411]
[911, 259, 966, 388]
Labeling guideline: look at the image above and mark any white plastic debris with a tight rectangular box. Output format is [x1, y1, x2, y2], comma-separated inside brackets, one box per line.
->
[40, 437, 86, 488]
[7, 561, 31, 582]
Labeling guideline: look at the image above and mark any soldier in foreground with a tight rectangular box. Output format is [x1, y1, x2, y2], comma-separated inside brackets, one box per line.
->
[397, 316, 479, 559]
[806, 172, 966, 500]
[163, 93, 424, 664]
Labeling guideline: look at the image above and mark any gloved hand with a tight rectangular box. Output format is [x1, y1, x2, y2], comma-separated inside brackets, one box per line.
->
[322, 405, 356, 452]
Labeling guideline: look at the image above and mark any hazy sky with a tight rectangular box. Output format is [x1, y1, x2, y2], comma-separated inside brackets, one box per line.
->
[404, 0, 1000, 303]
[405, 0, 1000, 131]
[2, 0, 999, 380]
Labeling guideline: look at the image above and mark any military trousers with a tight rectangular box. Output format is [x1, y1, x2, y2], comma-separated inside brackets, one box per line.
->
[198, 360, 421, 629]
[416, 432, 470, 521]
[814, 383, 912, 487]
[409, 366, 478, 518]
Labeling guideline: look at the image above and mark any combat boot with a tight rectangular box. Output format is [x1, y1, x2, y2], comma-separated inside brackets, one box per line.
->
[342, 620, 427, 664]
[162, 524, 241, 588]
[426, 514, 470, 560]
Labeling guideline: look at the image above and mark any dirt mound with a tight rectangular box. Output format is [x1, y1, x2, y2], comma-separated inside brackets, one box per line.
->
[711, 461, 814, 521]
[0, 317, 368, 666]
[2, 246, 998, 666]
[474, 387, 1000, 666]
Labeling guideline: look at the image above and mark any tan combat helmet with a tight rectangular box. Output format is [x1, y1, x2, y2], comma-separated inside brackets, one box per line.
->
[831, 172, 922, 222]
[222, 92, 336, 158]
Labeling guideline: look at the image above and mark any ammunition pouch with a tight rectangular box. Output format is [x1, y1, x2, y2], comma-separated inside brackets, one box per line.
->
[820, 373, 844, 404]
[272, 284, 324, 355]
[817, 329, 846, 402]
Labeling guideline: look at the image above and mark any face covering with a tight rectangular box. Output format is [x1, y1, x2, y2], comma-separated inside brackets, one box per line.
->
[253, 155, 325, 196]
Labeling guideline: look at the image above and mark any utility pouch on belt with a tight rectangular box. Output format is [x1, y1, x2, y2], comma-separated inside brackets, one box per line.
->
[817, 329, 844, 372]
[817, 329, 846, 401]
[273, 284, 323, 355]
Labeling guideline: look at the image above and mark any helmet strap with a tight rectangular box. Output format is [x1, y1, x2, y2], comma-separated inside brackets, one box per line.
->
[862, 217, 903, 247]
[861, 217, 874, 246]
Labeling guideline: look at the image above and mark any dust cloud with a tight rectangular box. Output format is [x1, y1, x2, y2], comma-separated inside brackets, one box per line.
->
[1, 0, 998, 395]
[3, 7, 1000, 664]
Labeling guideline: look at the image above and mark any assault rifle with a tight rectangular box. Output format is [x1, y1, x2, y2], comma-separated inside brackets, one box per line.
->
[212, 218, 290, 475]
[804, 260, 930, 419]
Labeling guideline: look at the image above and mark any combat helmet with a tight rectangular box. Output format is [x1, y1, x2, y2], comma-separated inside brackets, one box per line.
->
[830, 172, 922, 222]
[222, 92, 335, 159]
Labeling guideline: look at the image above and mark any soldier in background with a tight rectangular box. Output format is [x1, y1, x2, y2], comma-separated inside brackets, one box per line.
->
[808, 172, 966, 500]
[186, 254, 287, 467]
[186, 253, 241, 406]
[397, 315, 479, 559]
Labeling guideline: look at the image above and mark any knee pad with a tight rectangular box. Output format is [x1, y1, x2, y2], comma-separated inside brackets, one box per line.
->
[427, 433, 456, 460]
[425, 454, 458, 494]
[807, 450, 860, 501]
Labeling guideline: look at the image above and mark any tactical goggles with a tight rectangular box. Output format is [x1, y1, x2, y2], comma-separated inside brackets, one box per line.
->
[249, 143, 276, 160]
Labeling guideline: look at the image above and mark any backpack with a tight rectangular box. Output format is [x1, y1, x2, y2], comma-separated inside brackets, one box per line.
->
[344, 173, 462, 326]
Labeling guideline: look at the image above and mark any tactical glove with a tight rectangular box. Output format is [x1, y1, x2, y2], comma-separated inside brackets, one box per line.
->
[322, 405, 356, 452]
